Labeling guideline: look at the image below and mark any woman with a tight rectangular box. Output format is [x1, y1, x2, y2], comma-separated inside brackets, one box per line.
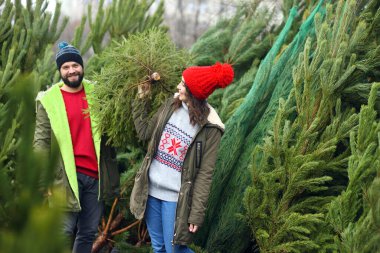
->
[130, 62, 234, 253]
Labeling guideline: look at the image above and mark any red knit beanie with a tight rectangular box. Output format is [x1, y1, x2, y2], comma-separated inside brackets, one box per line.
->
[182, 62, 234, 100]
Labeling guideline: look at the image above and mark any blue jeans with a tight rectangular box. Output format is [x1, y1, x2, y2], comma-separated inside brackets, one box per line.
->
[63, 172, 103, 253]
[145, 195, 194, 253]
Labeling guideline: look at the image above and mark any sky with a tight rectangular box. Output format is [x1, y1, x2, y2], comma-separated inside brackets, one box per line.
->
[27, 0, 281, 24]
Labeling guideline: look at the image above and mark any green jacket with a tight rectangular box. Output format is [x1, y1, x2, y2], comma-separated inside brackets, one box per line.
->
[130, 97, 224, 245]
[34, 80, 120, 211]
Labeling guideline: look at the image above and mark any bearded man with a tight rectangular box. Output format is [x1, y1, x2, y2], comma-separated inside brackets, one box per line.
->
[33, 42, 120, 253]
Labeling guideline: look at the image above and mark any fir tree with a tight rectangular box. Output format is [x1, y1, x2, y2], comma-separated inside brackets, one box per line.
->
[0, 0, 68, 184]
[197, 2, 325, 252]
[0, 75, 66, 253]
[240, 0, 380, 252]
[0, 3, 69, 246]
[190, 0, 277, 113]
[89, 28, 190, 148]
[328, 82, 380, 253]
[71, 0, 166, 58]
[0, 0, 67, 89]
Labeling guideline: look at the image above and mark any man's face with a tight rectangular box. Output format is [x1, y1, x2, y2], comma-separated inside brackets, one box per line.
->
[60, 61, 84, 88]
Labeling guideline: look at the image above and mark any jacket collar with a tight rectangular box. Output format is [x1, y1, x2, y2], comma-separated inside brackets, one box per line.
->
[206, 105, 225, 132]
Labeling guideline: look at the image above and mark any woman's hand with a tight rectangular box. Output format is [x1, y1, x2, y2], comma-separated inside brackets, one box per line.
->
[137, 82, 151, 98]
[189, 224, 199, 233]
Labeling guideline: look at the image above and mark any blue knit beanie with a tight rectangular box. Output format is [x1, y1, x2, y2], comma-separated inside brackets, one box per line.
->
[56, 41, 83, 70]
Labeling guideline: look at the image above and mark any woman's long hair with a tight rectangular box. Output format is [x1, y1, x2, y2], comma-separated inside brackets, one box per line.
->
[174, 85, 210, 126]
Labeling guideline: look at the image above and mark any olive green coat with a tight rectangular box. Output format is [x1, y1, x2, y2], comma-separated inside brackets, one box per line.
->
[130, 97, 224, 245]
[34, 80, 120, 211]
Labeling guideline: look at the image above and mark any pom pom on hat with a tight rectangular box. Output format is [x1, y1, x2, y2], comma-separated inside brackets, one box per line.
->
[56, 41, 83, 70]
[182, 62, 234, 100]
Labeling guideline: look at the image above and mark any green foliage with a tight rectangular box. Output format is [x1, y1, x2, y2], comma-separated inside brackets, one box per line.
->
[189, 18, 235, 66]
[21, 0, 68, 71]
[118, 145, 145, 197]
[108, 0, 166, 40]
[113, 238, 151, 253]
[189, 243, 213, 253]
[327, 82, 380, 252]
[192, 0, 323, 117]
[0, 0, 67, 90]
[197, 4, 320, 252]
[203, 1, 276, 112]
[225, 6, 273, 72]
[190, 0, 274, 77]
[0, 0, 67, 186]
[218, 60, 259, 121]
[0, 75, 67, 253]
[341, 0, 380, 108]
[239, 0, 380, 252]
[0, 8, 68, 249]
[72, 0, 166, 57]
[89, 29, 190, 148]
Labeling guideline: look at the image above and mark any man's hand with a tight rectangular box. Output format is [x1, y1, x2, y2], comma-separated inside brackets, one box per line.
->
[189, 224, 199, 233]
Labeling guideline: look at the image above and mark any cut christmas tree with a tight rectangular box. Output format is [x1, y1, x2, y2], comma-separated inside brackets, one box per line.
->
[241, 0, 380, 252]
[89, 28, 190, 148]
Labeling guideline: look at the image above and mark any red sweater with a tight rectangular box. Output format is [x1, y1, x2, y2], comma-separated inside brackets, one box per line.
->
[61, 88, 98, 179]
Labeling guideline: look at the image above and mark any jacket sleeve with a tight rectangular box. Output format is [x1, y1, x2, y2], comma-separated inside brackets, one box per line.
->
[132, 97, 169, 142]
[33, 101, 52, 191]
[34, 101, 51, 151]
[188, 127, 222, 226]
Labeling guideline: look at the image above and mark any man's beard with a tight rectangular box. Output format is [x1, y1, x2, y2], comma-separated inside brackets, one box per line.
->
[61, 71, 84, 88]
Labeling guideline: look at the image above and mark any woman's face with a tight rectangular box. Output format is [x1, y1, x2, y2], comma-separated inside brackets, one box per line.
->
[177, 77, 188, 102]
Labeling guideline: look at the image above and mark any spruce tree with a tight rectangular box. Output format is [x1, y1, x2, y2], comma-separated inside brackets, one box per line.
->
[0, 76, 66, 253]
[240, 0, 380, 252]
[0, 0, 68, 181]
[190, 0, 276, 113]
[0, 2, 69, 249]
[89, 28, 190, 148]
[71, 0, 166, 60]
[328, 82, 380, 253]
[197, 2, 325, 252]
[0, 0, 67, 89]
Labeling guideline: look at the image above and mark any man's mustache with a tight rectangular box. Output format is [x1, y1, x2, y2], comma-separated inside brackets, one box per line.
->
[67, 72, 81, 77]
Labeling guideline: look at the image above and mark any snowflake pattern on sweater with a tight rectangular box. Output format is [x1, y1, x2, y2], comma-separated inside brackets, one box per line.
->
[149, 103, 199, 201]
[154, 122, 192, 172]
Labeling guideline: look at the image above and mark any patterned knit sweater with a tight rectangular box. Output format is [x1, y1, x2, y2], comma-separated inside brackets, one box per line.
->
[148, 102, 199, 201]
